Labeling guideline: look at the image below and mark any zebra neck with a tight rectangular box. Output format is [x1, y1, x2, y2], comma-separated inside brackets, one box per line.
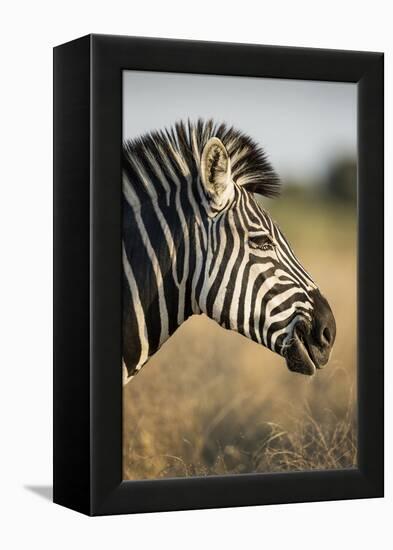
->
[122, 191, 206, 379]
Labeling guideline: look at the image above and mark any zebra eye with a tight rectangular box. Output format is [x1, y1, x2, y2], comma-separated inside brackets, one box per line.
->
[248, 233, 276, 251]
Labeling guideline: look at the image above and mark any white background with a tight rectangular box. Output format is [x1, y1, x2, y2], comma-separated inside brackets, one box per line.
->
[0, 1, 390, 548]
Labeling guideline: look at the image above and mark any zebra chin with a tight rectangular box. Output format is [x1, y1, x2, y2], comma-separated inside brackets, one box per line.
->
[284, 321, 318, 376]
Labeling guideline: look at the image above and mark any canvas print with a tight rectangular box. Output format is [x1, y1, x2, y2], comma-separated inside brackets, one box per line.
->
[122, 71, 357, 480]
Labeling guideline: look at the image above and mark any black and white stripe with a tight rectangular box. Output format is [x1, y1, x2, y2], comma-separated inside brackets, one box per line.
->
[122, 120, 317, 384]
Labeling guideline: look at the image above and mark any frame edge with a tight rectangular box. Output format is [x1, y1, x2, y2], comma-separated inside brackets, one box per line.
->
[53, 34, 92, 515]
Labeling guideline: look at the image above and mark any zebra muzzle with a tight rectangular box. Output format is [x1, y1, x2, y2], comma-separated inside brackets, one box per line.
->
[285, 290, 336, 376]
[285, 323, 317, 376]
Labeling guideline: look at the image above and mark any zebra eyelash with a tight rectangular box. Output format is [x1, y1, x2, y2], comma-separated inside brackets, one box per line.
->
[248, 232, 276, 251]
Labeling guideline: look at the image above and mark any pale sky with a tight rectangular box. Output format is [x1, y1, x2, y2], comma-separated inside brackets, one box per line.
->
[123, 70, 357, 183]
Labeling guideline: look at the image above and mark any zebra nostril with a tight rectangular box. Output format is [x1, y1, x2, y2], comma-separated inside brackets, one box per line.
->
[322, 327, 331, 345]
[310, 288, 336, 352]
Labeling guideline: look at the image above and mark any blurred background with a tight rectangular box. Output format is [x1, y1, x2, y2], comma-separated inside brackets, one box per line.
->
[122, 71, 357, 480]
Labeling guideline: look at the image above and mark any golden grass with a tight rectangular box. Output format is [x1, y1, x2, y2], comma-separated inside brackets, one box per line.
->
[123, 197, 357, 480]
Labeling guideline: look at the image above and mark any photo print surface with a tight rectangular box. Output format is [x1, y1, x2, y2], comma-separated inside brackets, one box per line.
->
[122, 71, 357, 480]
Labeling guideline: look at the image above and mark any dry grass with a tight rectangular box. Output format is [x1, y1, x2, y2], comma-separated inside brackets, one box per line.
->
[123, 197, 357, 480]
[252, 398, 357, 473]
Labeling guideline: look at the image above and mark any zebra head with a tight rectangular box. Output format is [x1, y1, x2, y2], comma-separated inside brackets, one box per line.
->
[122, 120, 336, 382]
[197, 133, 336, 376]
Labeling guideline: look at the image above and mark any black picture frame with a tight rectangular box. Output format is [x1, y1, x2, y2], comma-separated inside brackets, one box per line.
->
[53, 34, 384, 516]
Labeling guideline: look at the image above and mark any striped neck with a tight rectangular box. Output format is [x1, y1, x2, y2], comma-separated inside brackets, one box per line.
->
[122, 170, 208, 380]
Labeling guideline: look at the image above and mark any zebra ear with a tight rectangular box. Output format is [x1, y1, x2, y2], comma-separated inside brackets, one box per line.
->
[201, 138, 233, 207]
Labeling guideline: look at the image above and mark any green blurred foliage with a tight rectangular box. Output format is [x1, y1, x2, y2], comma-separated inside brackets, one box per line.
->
[325, 157, 357, 204]
[260, 155, 357, 253]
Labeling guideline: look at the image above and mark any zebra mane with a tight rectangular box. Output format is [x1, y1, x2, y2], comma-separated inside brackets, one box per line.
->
[123, 119, 281, 198]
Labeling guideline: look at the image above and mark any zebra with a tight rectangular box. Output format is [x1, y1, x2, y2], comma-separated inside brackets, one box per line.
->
[122, 119, 336, 385]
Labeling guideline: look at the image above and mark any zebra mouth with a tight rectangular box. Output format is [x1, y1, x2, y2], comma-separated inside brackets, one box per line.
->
[285, 323, 316, 376]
